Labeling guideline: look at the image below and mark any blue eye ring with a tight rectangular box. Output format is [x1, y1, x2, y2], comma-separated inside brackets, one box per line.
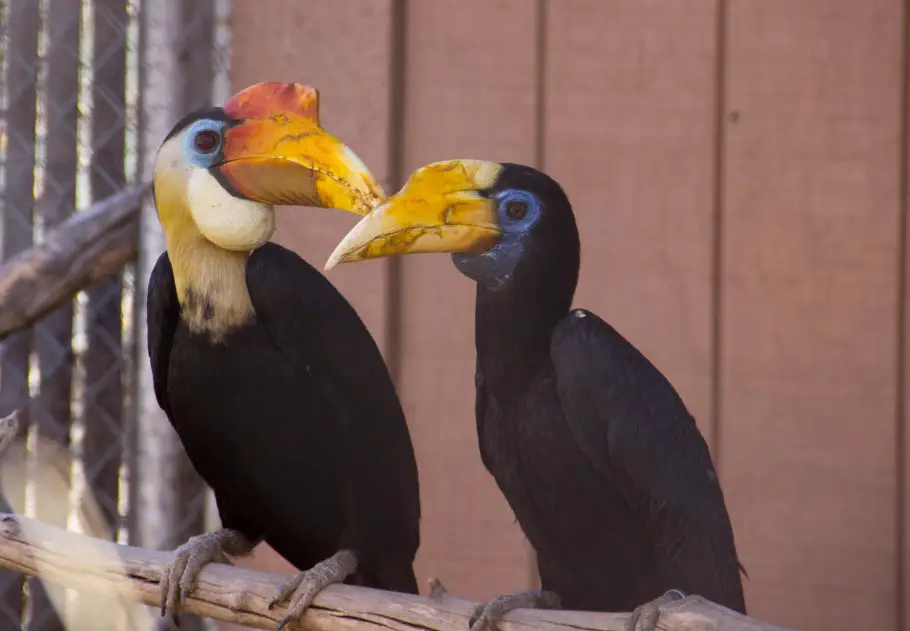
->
[193, 128, 221, 153]
[184, 119, 225, 160]
[494, 189, 539, 225]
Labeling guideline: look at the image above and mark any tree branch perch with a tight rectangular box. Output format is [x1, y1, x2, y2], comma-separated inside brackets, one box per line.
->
[0, 185, 148, 340]
[0, 512, 792, 631]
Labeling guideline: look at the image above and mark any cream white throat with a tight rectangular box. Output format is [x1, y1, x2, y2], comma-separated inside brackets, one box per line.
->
[153, 130, 276, 340]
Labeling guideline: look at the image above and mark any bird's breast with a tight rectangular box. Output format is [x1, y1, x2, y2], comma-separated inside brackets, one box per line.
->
[479, 382, 659, 609]
[164, 321, 345, 501]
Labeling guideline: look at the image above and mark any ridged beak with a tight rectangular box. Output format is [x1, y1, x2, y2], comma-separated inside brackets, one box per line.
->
[218, 82, 384, 215]
[325, 160, 504, 270]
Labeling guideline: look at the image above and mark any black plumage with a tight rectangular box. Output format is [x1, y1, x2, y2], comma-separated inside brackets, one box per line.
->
[327, 158, 747, 625]
[148, 242, 420, 594]
[459, 164, 745, 620]
[148, 84, 420, 629]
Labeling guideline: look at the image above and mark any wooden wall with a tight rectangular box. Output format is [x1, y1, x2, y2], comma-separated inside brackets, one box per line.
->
[225, 2, 909, 630]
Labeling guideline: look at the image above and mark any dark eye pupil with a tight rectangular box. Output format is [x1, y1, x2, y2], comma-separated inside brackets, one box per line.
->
[194, 129, 220, 153]
[505, 200, 528, 220]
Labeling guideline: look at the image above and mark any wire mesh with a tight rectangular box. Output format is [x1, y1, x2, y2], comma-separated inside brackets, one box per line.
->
[0, 0, 231, 628]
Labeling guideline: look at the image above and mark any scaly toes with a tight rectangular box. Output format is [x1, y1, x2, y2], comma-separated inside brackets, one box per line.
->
[625, 602, 659, 631]
[179, 550, 218, 608]
[468, 603, 500, 631]
[654, 589, 685, 607]
[159, 534, 230, 622]
[275, 577, 325, 630]
[160, 550, 191, 621]
[268, 572, 304, 611]
[270, 567, 343, 629]
[468, 589, 560, 631]
[468, 602, 488, 629]
[269, 550, 357, 629]
[624, 589, 686, 631]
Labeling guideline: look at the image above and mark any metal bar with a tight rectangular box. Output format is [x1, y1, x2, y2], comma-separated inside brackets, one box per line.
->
[0, 0, 40, 626]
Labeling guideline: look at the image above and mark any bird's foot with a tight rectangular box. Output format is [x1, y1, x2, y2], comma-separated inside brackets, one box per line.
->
[159, 528, 252, 627]
[469, 589, 561, 631]
[268, 549, 358, 630]
[624, 589, 686, 631]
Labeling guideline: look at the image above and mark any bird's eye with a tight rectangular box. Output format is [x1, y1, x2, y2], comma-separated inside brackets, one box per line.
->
[505, 199, 528, 220]
[193, 129, 220, 153]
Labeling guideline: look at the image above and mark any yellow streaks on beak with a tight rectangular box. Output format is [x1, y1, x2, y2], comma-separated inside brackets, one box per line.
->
[220, 82, 384, 214]
[325, 160, 504, 270]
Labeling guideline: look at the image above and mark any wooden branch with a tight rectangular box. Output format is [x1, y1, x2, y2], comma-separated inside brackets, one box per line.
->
[0, 185, 149, 340]
[0, 512, 792, 631]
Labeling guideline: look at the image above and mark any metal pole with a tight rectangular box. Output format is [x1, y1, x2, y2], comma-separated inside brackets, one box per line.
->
[134, 0, 181, 557]
[203, 0, 232, 540]
[133, 2, 222, 628]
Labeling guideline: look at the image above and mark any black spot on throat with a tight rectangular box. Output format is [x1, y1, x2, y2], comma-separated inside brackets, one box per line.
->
[183, 288, 217, 322]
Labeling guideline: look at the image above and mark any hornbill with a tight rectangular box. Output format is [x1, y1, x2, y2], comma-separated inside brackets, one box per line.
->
[148, 82, 420, 629]
[325, 161, 746, 631]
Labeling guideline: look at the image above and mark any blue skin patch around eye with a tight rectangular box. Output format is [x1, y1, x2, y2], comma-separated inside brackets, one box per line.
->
[452, 188, 541, 291]
[181, 118, 225, 168]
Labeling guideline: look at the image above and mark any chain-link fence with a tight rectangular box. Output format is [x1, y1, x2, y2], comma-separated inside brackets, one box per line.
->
[0, 0, 231, 629]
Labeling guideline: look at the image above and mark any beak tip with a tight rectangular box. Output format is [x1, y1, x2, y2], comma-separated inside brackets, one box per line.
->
[324, 249, 345, 272]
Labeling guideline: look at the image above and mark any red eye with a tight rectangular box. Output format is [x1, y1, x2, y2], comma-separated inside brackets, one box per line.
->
[193, 129, 220, 153]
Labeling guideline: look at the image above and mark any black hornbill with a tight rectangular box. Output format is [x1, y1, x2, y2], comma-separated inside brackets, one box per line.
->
[148, 82, 420, 629]
[325, 160, 746, 631]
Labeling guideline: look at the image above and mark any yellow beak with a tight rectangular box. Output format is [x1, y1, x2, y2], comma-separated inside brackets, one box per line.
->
[325, 160, 504, 270]
[218, 82, 383, 215]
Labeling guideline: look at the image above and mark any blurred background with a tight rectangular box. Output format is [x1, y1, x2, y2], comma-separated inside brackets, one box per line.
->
[0, 1, 903, 631]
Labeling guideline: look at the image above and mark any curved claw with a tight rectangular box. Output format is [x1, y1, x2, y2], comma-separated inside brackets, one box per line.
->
[159, 530, 245, 623]
[468, 590, 561, 631]
[624, 589, 686, 631]
[269, 549, 357, 630]
[469, 602, 497, 631]
[159, 542, 192, 622]
[268, 571, 304, 611]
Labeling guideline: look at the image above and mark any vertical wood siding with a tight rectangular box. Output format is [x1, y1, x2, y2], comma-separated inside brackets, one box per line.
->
[396, 0, 540, 598]
[719, 2, 903, 629]
[228, 2, 910, 630]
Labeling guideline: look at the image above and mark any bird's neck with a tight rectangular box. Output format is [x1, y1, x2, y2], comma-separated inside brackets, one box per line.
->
[474, 268, 577, 392]
[163, 216, 254, 340]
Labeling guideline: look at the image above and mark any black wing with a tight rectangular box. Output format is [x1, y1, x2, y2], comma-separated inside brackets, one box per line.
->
[473, 357, 494, 472]
[147, 252, 180, 418]
[550, 309, 745, 613]
[246, 243, 419, 589]
[145, 252, 264, 542]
